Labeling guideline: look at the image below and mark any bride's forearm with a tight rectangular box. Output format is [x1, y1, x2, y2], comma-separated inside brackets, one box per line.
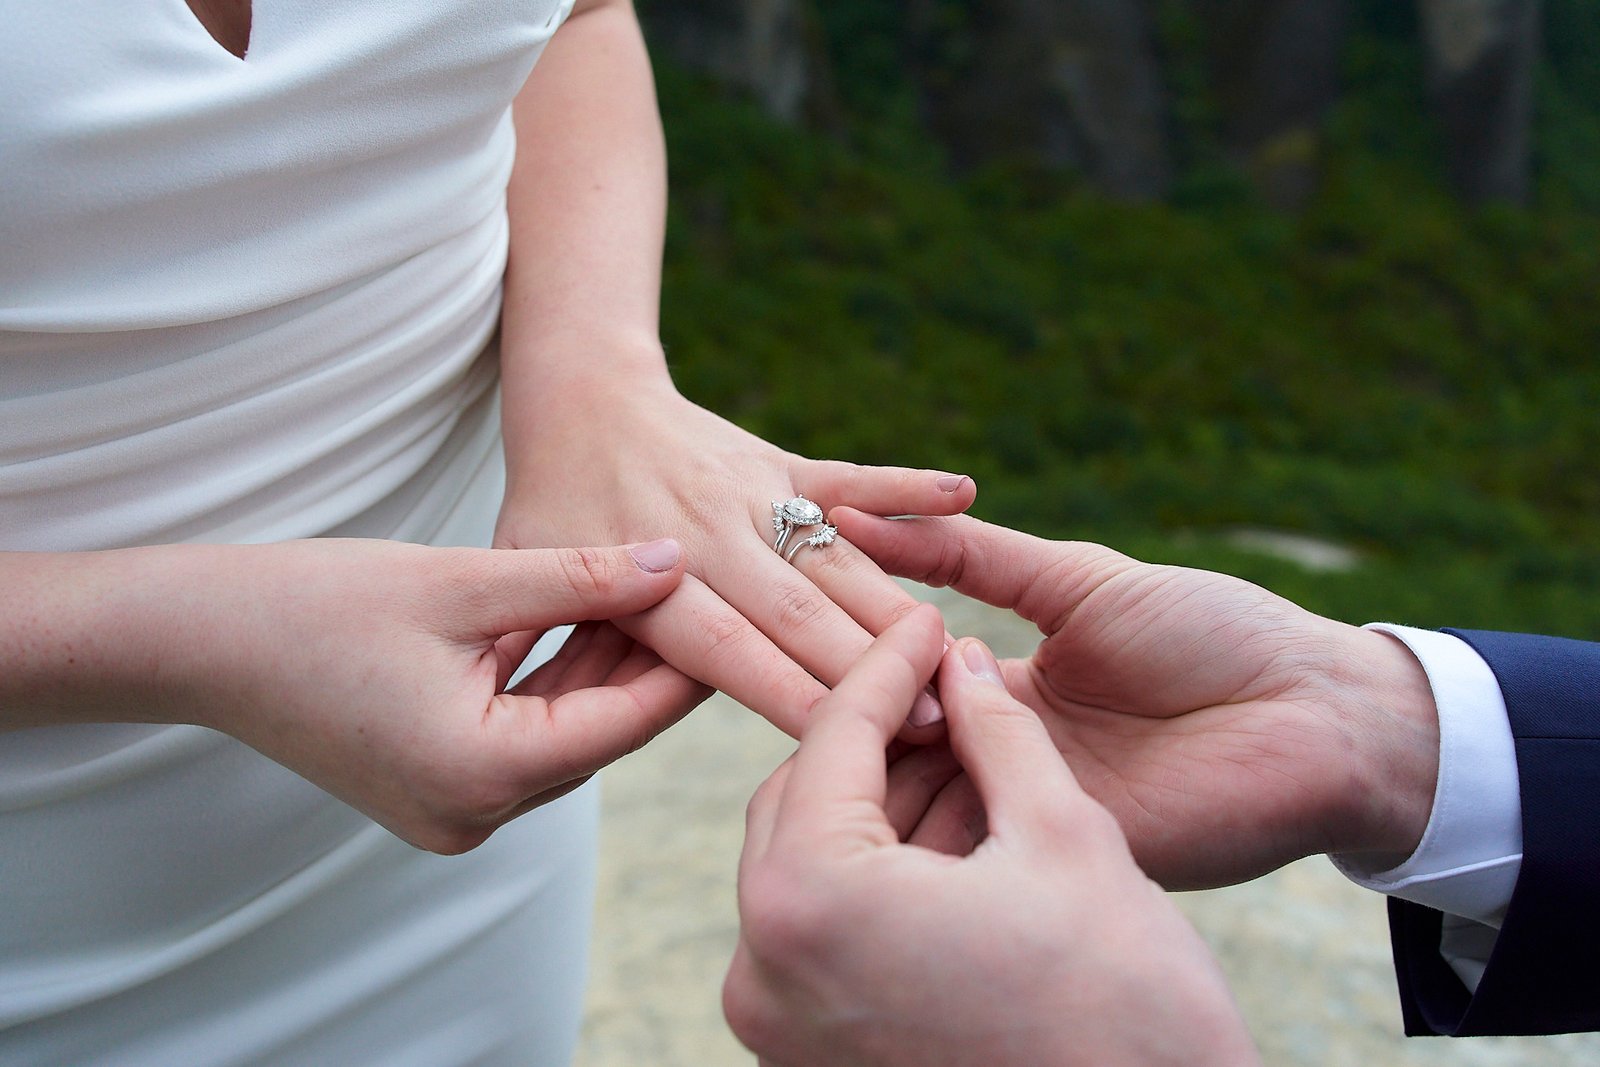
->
[499, 0, 672, 470]
[0, 538, 701, 849]
[0, 546, 221, 730]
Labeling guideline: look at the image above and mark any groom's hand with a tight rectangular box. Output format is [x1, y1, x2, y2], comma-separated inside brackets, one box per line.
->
[831, 509, 1441, 889]
[724, 606, 1258, 1067]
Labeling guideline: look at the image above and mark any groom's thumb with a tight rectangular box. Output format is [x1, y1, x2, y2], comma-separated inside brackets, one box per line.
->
[939, 638, 1093, 845]
[470, 540, 685, 636]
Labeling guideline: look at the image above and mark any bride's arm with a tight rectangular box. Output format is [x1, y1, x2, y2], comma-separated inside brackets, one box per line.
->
[495, 0, 977, 737]
[498, 0, 667, 396]
[0, 540, 702, 852]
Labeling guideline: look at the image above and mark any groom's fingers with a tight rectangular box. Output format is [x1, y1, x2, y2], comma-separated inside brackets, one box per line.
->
[882, 742, 963, 840]
[829, 509, 1135, 631]
[936, 638, 1103, 847]
[772, 604, 946, 855]
[739, 758, 795, 881]
[828, 510, 1043, 612]
[905, 773, 987, 856]
[782, 534, 949, 738]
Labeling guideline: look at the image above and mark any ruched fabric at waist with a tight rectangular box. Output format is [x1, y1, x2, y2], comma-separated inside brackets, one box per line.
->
[0, 207, 510, 551]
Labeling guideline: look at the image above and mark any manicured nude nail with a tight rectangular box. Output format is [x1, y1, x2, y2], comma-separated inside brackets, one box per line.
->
[629, 538, 681, 573]
[962, 641, 1005, 687]
[907, 687, 945, 728]
[936, 474, 969, 493]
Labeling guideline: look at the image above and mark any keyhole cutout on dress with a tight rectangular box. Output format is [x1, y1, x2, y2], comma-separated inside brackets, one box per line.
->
[184, 0, 254, 59]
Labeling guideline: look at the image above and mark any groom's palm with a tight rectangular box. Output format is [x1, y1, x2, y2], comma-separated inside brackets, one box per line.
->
[1001, 563, 1355, 889]
[833, 509, 1380, 891]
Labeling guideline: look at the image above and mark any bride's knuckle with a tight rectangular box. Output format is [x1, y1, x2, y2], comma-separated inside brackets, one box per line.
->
[558, 546, 616, 599]
[771, 585, 826, 632]
[876, 592, 923, 627]
[699, 608, 754, 660]
[806, 540, 856, 582]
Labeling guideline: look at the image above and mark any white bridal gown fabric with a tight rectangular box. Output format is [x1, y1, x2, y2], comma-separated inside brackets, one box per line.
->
[0, 2, 597, 1063]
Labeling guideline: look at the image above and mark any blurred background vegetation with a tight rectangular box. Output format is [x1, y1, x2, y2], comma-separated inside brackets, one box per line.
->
[639, 0, 1600, 638]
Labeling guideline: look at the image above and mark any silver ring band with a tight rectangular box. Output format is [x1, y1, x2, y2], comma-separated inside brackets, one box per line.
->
[784, 524, 837, 563]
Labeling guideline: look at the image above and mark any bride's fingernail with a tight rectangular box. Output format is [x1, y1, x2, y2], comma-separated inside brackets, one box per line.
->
[629, 538, 681, 573]
[907, 687, 945, 728]
[961, 641, 1005, 687]
[936, 474, 969, 493]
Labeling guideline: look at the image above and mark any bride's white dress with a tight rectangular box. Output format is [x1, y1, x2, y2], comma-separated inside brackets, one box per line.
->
[0, 2, 599, 1062]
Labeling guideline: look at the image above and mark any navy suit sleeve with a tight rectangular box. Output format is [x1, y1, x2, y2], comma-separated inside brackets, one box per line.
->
[1386, 629, 1600, 1037]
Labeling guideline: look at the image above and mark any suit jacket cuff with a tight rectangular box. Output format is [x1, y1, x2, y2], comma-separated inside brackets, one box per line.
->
[1389, 629, 1600, 1036]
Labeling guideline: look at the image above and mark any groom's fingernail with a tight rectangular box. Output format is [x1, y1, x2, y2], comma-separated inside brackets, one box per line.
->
[936, 474, 969, 493]
[907, 687, 945, 728]
[961, 641, 1006, 687]
[629, 538, 681, 573]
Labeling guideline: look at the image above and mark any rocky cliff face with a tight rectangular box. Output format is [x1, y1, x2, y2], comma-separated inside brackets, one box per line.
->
[638, 0, 815, 122]
[1418, 0, 1541, 203]
[639, 0, 1541, 206]
[907, 0, 1172, 200]
[1202, 0, 1348, 209]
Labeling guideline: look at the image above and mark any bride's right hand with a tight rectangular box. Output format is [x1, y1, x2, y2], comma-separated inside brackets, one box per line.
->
[0, 538, 707, 853]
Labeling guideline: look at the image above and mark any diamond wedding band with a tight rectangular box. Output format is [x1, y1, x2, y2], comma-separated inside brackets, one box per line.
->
[771, 496, 835, 564]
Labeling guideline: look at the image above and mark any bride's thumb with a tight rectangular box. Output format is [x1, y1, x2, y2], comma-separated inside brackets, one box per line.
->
[472, 540, 685, 636]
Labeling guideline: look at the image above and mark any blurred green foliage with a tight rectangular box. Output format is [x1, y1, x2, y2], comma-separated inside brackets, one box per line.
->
[653, 2, 1600, 638]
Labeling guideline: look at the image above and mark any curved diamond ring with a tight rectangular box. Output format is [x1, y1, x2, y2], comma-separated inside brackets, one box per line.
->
[784, 523, 838, 563]
[772, 496, 826, 556]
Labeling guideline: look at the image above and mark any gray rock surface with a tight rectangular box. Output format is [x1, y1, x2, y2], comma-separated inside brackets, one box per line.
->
[575, 583, 1600, 1066]
[1418, 0, 1540, 203]
[908, 0, 1172, 199]
[1200, 0, 1349, 209]
[639, 0, 814, 122]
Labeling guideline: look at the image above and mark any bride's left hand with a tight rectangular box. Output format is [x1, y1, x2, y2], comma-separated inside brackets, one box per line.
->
[493, 373, 975, 737]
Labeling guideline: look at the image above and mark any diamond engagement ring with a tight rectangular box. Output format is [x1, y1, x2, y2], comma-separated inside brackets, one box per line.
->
[784, 523, 838, 563]
[772, 496, 826, 556]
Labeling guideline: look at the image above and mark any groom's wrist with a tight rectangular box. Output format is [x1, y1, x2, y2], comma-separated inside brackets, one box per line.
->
[1322, 626, 1440, 864]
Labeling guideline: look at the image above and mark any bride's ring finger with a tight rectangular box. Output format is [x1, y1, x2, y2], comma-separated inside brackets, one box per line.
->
[781, 532, 947, 734]
[770, 495, 827, 556]
[783, 522, 837, 563]
[734, 496, 947, 732]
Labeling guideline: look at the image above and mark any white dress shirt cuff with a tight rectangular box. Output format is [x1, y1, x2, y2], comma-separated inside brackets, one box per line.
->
[1330, 625, 1522, 988]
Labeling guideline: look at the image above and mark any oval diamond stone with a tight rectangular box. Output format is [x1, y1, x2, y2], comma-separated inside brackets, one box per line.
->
[781, 497, 824, 526]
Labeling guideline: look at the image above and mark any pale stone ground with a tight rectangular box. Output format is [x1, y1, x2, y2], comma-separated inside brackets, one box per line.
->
[575, 584, 1600, 1067]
